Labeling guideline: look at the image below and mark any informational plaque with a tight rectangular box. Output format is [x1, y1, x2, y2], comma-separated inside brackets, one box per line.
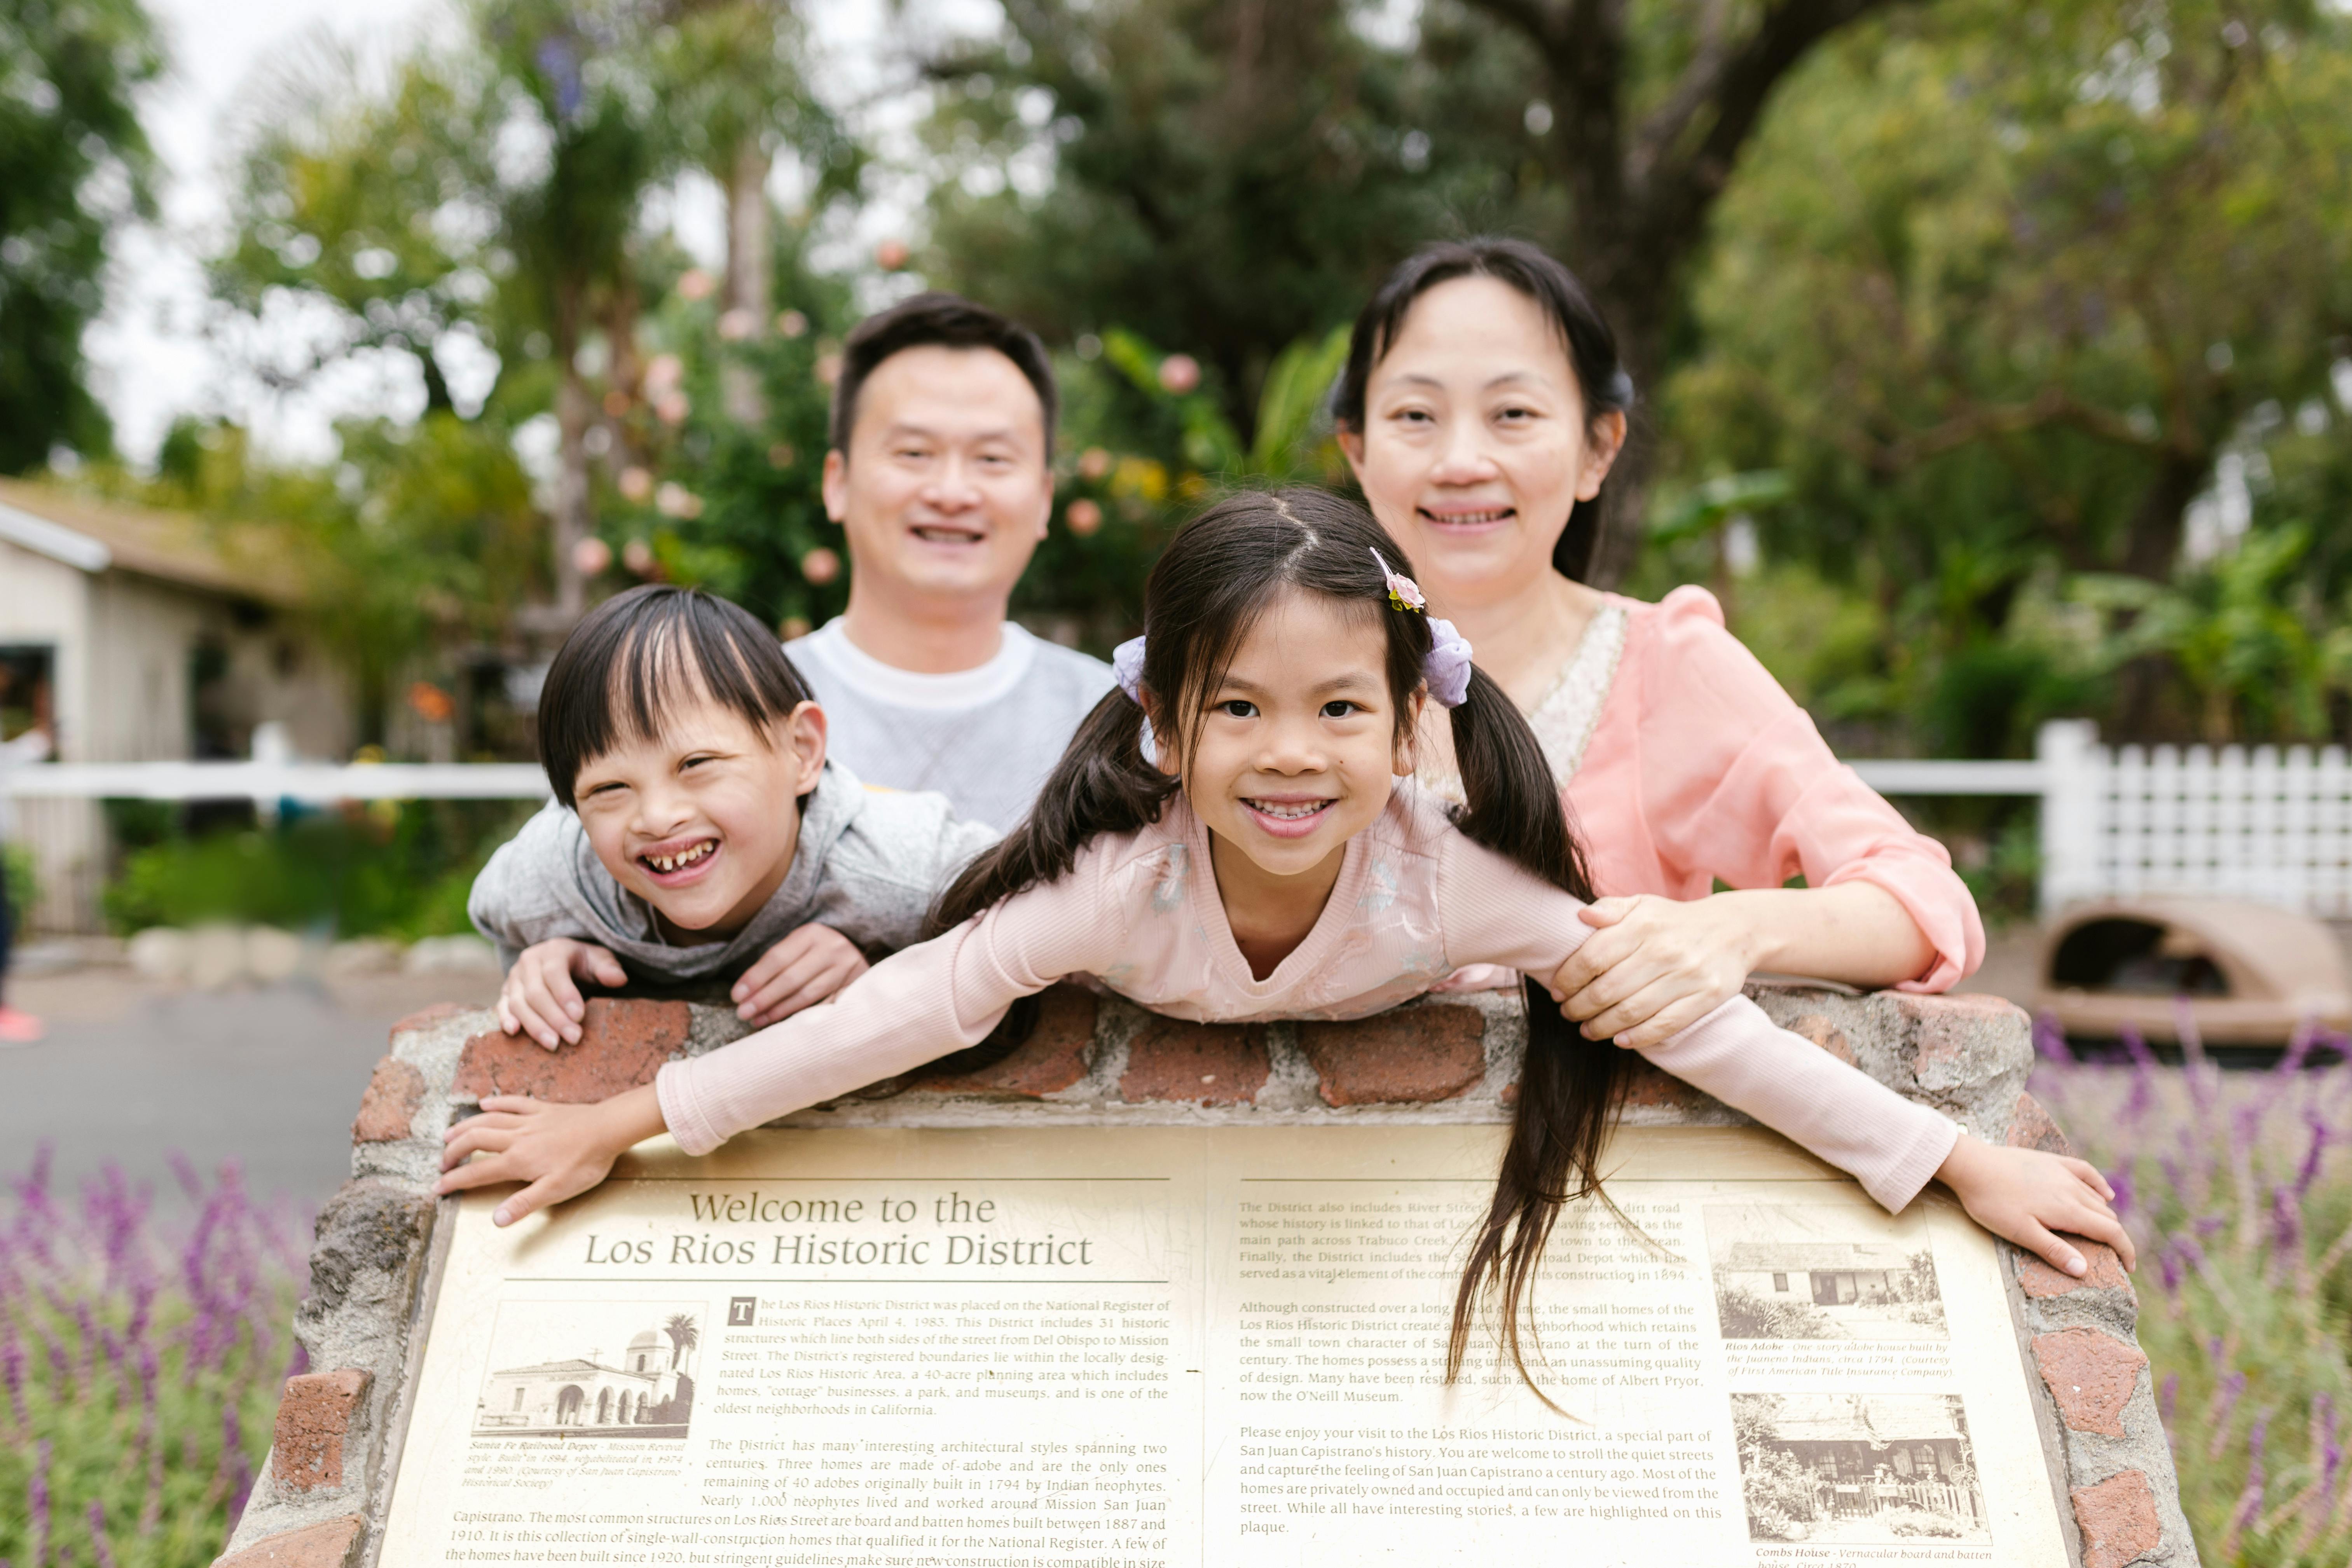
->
[384, 1124, 2067, 1566]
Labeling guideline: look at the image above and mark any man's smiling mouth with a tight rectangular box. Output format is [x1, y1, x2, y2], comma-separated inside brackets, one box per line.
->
[640, 840, 718, 875]
[911, 523, 985, 544]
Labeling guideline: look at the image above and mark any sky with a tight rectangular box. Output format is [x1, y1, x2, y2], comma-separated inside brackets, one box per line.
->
[80, 0, 975, 467]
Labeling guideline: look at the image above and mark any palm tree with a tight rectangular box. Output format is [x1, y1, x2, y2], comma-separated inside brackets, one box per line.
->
[664, 1311, 700, 1371]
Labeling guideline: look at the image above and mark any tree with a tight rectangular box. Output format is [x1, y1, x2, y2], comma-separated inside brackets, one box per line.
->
[0, 0, 162, 469]
[663, 1311, 699, 1368]
[920, 0, 1538, 439]
[1666, 0, 2352, 735]
[921, 0, 1939, 581]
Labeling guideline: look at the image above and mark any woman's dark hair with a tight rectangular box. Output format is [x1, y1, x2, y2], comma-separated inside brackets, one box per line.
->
[1333, 237, 1634, 584]
[930, 487, 1629, 1404]
[538, 584, 816, 808]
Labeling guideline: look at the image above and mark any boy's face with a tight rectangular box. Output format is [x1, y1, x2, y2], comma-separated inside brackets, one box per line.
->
[820, 344, 1054, 608]
[1156, 588, 1417, 888]
[571, 692, 827, 939]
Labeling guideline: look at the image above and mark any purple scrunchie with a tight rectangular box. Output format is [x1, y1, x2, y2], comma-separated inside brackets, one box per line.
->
[1110, 626, 1474, 709]
[1422, 618, 1474, 708]
[1112, 636, 1147, 703]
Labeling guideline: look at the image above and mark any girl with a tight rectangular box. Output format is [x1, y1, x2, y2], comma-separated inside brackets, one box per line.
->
[441, 491, 2127, 1394]
[1335, 239, 1985, 1053]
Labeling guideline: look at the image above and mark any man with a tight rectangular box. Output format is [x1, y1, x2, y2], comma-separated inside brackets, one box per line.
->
[787, 293, 1114, 833]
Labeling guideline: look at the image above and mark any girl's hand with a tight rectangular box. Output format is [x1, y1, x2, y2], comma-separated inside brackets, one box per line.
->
[1933, 1133, 2136, 1277]
[436, 1086, 667, 1227]
[500, 939, 629, 1050]
[1549, 896, 1757, 1049]
[731, 922, 869, 1026]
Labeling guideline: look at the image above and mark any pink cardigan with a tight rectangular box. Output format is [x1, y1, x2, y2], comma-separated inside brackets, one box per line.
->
[1566, 587, 1982, 991]
[657, 785, 1960, 1212]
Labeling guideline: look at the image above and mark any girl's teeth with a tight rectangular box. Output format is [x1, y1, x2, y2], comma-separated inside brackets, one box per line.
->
[1252, 801, 1327, 819]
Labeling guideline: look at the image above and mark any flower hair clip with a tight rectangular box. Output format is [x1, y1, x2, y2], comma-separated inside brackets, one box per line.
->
[1370, 548, 1425, 613]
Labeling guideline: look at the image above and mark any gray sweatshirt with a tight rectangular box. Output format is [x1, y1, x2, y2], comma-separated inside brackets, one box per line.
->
[467, 758, 997, 983]
[784, 620, 1116, 834]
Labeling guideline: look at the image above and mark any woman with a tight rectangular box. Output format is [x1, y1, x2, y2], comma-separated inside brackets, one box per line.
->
[1334, 238, 1983, 1048]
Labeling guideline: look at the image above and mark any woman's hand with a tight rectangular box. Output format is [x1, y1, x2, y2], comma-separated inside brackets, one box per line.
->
[499, 938, 629, 1050]
[732, 922, 869, 1026]
[1933, 1133, 2136, 1277]
[436, 1085, 667, 1227]
[1549, 895, 1758, 1049]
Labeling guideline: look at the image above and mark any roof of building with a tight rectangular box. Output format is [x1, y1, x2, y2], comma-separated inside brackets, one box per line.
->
[1718, 1241, 1913, 1272]
[1758, 1395, 1964, 1445]
[0, 477, 307, 606]
[489, 1357, 662, 1382]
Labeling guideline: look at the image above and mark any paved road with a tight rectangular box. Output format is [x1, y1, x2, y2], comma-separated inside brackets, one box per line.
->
[1, 964, 497, 1214]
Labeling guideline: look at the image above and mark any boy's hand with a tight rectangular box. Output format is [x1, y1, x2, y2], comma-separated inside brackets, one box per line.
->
[499, 939, 629, 1050]
[437, 1085, 667, 1227]
[1934, 1133, 2136, 1278]
[732, 922, 868, 1026]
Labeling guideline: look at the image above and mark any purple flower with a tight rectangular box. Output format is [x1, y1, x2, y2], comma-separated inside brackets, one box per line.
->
[84, 1502, 115, 1568]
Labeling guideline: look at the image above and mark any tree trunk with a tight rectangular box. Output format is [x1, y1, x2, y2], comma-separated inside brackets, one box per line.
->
[721, 139, 772, 426]
[552, 283, 593, 619]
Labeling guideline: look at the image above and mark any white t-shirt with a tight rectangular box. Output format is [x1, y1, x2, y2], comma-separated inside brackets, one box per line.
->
[784, 620, 1117, 833]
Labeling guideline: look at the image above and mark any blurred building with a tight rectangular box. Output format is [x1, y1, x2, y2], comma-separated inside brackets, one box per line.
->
[0, 478, 351, 930]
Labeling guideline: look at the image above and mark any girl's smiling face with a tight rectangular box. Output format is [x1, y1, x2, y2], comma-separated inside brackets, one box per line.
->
[1339, 274, 1626, 606]
[572, 691, 826, 938]
[1158, 588, 1418, 887]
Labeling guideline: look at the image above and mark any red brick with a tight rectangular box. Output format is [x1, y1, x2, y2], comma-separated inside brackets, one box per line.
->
[2071, 1469, 2163, 1568]
[2008, 1090, 2075, 1155]
[271, 1367, 371, 1491]
[452, 998, 689, 1104]
[389, 1000, 471, 1040]
[1902, 991, 2027, 1076]
[1299, 1006, 1486, 1106]
[1119, 1019, 1269, 1105]
[2033, 1327, 2147, 1437]
[213, 1516, 365, 1568]
[1786, 1013, 1854, 1067]
[2016, 1243, 2135, 1303]
[1620, 1058, 1714, 1115]
[350, 1057, 425, 1144]
[919, 986, 1100, 1097]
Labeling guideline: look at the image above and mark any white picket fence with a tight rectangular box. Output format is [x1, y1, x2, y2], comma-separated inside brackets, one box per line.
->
[2029, 719, 2352, 918]
[9, 719, 2352, 922]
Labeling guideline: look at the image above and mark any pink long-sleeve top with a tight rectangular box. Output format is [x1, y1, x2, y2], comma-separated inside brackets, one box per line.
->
[1425, 586, 1985, 992]
[655, 783, 1961, 1213]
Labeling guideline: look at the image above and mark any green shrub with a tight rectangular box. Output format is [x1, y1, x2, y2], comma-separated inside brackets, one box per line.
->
[102, 799, 531, 939]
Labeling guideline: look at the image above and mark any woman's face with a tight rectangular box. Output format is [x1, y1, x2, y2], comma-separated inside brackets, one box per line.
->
[1339, 274, 1625, 607]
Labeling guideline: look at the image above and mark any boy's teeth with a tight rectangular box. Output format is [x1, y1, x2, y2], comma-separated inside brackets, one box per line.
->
[648, 842, 714, 873]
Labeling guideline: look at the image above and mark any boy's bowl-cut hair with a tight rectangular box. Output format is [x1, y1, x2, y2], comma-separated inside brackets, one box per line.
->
[538, 585, 816, 810]
[828, 291, 1059, 457]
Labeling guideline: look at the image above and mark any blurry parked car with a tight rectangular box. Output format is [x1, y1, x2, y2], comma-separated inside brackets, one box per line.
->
[2035, 896, 2352, 1053]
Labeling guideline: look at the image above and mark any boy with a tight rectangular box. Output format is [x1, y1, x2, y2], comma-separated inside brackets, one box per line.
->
[470, 584, 994, 1049]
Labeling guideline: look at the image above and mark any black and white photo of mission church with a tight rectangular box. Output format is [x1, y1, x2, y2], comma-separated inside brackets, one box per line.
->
[1704, 1203, 1948, 1341]
[472, 1299, 702, 1439]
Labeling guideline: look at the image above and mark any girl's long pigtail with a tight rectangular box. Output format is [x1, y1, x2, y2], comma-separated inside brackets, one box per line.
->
[927, 687, 1176, 936]
[1440, 664, 1629, 1407]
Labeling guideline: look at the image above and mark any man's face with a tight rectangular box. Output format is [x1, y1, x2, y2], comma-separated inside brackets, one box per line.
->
[821, 344, 1054, 606]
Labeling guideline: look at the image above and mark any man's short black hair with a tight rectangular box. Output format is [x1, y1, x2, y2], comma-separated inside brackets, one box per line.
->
[538, 585, 815, 809]
[828, 291, 1058, 457]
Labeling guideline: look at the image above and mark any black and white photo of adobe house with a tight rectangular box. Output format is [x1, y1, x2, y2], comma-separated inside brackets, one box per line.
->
[1703, 1204, 1947, 1341]
[472, 1300, 702, 1439]
[1731, 1393, 1989, 1545]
